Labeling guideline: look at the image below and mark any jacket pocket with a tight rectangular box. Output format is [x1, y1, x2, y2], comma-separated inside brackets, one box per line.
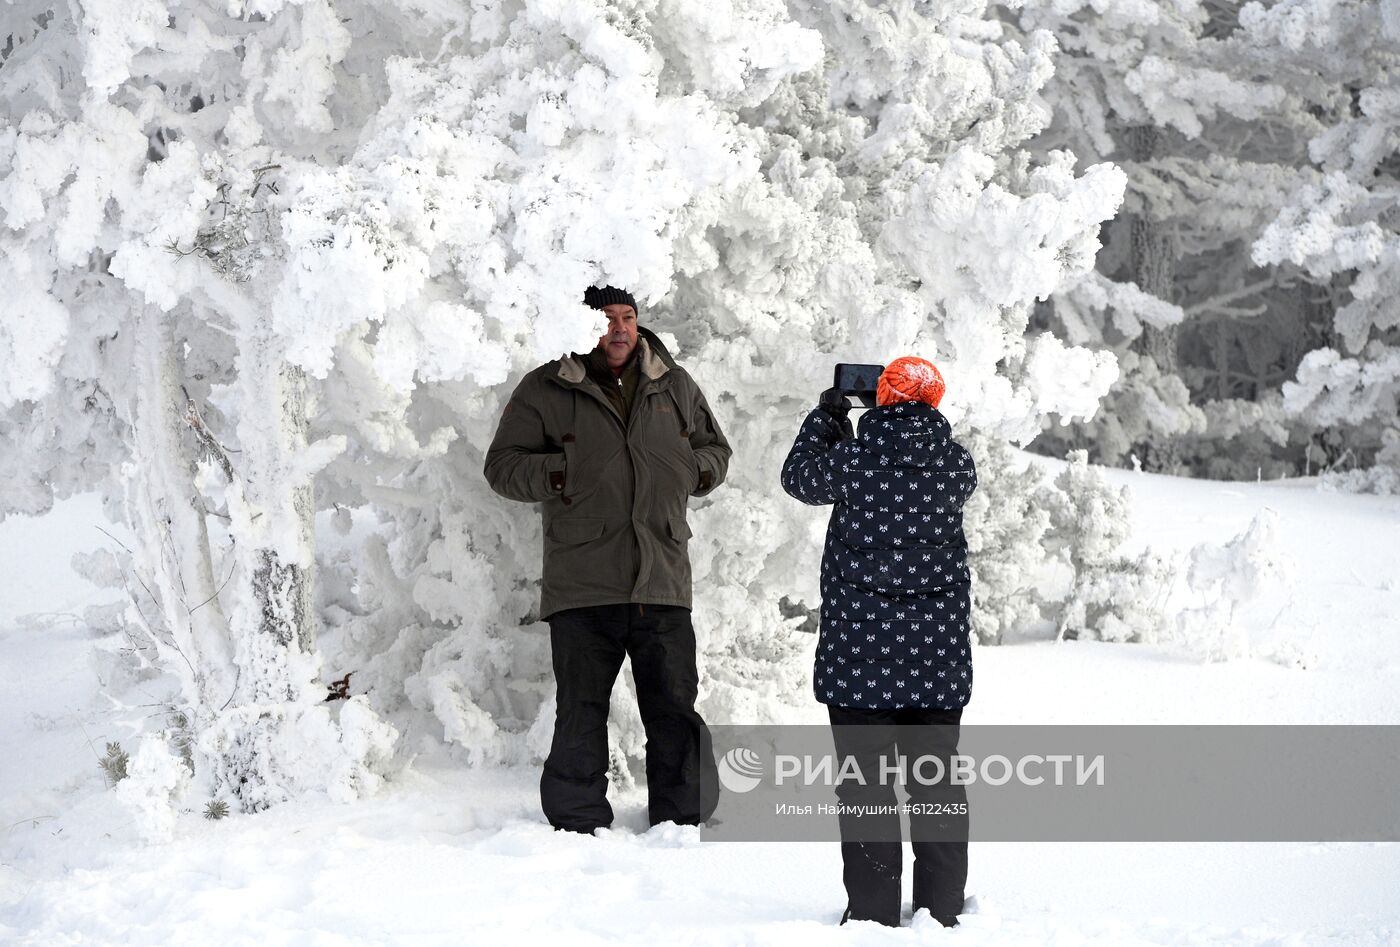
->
[558, 434, 608, 507]
[548, 516, 606, 544]
[667, 515, 692, 542]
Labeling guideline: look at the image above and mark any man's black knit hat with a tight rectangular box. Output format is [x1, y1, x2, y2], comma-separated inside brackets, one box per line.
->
[584, 285, 638, 313]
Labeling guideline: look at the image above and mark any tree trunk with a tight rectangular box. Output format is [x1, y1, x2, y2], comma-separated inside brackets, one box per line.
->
[244, 357, 315, 690]
[130, 304, 235, 713]
[202, 309, 324, 810]
[1304, 277, 1347, 468]
[1127, 124, 1183, 471]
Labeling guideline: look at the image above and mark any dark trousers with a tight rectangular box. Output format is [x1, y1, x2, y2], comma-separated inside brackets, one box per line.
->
[828, 704, 968, 927]
[542, 603, 718, 832]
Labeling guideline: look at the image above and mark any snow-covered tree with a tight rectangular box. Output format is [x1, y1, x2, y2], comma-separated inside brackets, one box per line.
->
[1237, 0, 1400, 491]
[328, 0, 1127, 761]
[0, 0, 405, 811]
[2, 0, 1127, 802]
[1004, 0, 1326, 475]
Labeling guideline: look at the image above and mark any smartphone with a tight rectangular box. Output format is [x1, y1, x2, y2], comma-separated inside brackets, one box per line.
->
[834, 363, 884, 408]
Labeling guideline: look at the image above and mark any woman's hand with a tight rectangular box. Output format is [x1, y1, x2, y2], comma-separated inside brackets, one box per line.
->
[818, 388, 856, 440]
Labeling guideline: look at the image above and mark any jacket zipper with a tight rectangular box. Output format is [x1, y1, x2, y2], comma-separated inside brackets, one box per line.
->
[560, 373, 664, 433]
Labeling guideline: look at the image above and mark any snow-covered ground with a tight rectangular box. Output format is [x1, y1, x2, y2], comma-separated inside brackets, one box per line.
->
[2, 470, 1398, 946]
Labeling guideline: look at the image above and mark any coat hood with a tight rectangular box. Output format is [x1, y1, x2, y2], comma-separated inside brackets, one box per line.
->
[635, 325, 677, 370]
[557, 325, 676, 385]
[856, 401, 952, 467]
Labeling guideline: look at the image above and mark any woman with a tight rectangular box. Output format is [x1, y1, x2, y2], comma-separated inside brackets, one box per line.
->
[780, 357, 977, 928]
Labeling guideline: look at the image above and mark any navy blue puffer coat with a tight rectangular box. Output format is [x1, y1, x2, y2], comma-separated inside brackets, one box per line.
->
[781, 401, 977, 710]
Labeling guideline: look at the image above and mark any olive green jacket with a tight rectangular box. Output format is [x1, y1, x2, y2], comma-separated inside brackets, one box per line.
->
[483, 327, 731, 619]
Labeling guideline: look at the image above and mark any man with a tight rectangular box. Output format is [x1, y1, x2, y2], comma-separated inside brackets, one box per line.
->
[484, 285, 730, 833]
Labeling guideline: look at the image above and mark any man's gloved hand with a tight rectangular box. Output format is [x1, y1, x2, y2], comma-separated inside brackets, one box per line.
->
[818, 388, 855, 440]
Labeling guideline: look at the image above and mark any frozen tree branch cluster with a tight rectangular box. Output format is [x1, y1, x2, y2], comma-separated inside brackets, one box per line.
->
[1012, 0, 1400, 485]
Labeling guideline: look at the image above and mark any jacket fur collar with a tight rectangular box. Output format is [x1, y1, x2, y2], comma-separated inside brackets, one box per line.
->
[556, 325, 674, 384]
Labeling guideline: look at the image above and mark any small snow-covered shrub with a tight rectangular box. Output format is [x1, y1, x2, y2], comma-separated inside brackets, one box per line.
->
[166, 709, 195, 771]
[114, 736, 192, 843]
[1042, 450, 1181, 642]
[197, 697, 398, 812]
[1320, 465, 1400, 496]
[1173, 510, 1296, 661]
[1057, 548, 1181, 643]
[1318, 428, 1400, 495]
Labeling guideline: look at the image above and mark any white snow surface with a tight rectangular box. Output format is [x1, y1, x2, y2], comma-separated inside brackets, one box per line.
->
[2, 469, 1399, 945]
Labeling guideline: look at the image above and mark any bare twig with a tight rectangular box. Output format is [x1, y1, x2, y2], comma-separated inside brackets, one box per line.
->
[220, 665, 241, 711]
[1186, 277, 1279, 318]
[158, 513, 189, 605]
[94, 524, 136, 557]
[249, 164, 282, 199]
[189, 557, 236, 615]
[3, 815, 56, 833]
[77, 721, 104, 761]
[181, 385, 236, 482]
[110, 552, 198, 684]
[116, 555, 161, 620]
[164, 238, 200, 258]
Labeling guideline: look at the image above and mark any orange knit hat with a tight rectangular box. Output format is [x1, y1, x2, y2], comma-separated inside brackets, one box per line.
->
[877, 356, 946, 408]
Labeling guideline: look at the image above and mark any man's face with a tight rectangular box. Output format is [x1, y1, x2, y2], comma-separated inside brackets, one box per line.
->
[597, 303, 639, 369]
